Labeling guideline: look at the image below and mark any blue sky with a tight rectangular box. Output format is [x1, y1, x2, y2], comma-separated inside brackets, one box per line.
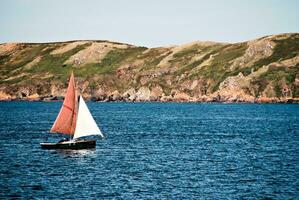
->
[1, 0, 298, 47]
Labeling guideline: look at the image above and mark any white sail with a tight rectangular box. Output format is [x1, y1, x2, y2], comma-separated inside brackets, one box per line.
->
[73, 96, 104, 139]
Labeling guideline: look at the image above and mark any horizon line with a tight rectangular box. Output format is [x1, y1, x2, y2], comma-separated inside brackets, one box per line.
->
[1, 32, 298, 48]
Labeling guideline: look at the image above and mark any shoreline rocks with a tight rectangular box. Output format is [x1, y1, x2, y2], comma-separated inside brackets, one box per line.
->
[1, 92, 298, 104]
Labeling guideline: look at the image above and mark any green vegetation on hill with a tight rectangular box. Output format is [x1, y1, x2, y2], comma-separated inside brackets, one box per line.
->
[257, 35, 299, 66]
[73, 47, 147, 82]
[0, 44, 45, 78]
[95, 47, 144, 73]
[0, 33, 298, 101]
[241, 35, 299, 76]
[139, 48, 171, 71]
[196, 43, 248, 91]
[26, 43, 91, 81]
[252, 65, 299, 97]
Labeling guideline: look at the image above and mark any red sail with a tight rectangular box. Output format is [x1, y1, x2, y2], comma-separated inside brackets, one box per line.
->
[50, 72, 78, 135]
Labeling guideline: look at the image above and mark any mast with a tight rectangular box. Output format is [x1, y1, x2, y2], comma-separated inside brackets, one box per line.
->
[70, 93, 79, 140]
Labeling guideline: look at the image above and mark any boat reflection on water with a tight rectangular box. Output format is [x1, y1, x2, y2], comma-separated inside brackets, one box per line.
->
[54, 148, 96, 157]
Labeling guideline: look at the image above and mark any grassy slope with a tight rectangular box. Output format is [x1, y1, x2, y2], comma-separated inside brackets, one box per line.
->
[0, 34, 298, 99]
[249, 35, 299, 97]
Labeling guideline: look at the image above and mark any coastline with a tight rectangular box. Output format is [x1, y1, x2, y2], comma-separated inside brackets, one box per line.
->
[1, 96, 298, 104]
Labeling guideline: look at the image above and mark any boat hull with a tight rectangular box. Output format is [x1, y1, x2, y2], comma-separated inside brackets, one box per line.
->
[40, 140, 96, 150]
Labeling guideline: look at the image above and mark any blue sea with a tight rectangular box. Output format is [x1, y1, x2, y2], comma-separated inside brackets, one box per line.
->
[0, 102, 298, 199]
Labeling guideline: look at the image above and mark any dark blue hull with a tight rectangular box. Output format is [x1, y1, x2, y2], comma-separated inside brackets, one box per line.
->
[40, 140, 96, 150]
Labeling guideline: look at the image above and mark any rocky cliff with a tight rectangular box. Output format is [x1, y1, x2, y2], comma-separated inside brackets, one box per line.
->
[0, 33, 298, 103]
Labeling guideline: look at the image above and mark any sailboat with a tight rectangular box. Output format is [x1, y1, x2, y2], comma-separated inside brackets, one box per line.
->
[40, 72, 104, 149]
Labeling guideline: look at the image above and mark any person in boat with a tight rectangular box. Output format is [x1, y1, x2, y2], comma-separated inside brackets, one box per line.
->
[58, 137, 70, 143]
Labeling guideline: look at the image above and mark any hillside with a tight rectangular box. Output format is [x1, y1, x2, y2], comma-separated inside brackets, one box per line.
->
[0, 33, 298, 103]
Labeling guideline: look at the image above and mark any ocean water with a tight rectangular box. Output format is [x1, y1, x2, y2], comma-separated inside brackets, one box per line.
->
[0, 102, 298, 199]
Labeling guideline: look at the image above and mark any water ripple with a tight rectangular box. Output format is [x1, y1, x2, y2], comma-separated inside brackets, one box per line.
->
[0, 102, 298, 199]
